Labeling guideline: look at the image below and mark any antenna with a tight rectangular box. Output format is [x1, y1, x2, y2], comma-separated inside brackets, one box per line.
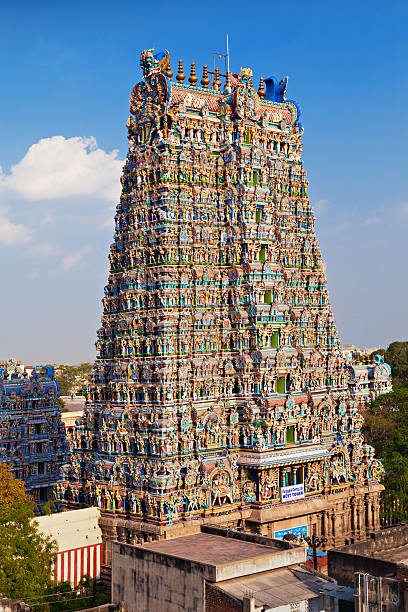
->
[209, 38, 230, 88]
[226, 34, 230, 73]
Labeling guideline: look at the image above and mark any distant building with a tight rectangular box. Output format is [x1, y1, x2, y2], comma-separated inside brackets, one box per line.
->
[341, 344, 381, 360]
[0, 359, 69, 503]
[61, 410, 84, 440]
[341, 344, 363, 360]
[112, 525, 353, 611]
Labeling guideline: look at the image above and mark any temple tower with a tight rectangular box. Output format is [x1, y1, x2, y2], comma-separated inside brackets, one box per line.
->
[62, 49, 385, 561]
[0, 360, 69, 504]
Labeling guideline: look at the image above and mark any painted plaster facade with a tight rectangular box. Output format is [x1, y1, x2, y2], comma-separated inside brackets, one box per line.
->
[0, 360, 69, 502]
[61, 49, 390, 555]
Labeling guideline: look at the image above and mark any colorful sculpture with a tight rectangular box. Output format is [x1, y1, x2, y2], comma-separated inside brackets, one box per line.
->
[346, 353, 392, 404]
[63, 49, 391, 547]
[0, 359, 69, 503]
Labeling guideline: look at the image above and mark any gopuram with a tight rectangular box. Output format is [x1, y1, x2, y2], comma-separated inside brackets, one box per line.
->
[62, 48, 389, 563]
[0, 360, 69, 503]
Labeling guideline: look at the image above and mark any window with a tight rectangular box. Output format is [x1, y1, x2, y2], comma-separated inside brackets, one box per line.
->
[271, 331, 279, 348]
[286, 426, 295, 444]
[276, 376, 286, 394]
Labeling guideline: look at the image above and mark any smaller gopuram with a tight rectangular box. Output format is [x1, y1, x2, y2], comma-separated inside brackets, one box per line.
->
[346, 354, 392, 407]
[0, 359, 69, 503]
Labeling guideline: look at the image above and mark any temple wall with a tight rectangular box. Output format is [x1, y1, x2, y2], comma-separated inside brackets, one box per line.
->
[36, 508, 103, 586]
[36, 507, 102, 550]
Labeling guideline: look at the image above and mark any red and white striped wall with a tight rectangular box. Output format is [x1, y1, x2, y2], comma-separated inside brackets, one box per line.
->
[53, 543, 103, 587]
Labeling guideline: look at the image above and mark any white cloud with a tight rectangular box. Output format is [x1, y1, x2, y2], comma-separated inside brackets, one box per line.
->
[100, 217, 115, 230]
[320, 222, 348, 237]
[28, 268, 40, 280]
[29, 242, 61, 257]
[41, 212, 54, 226]
[313, 199, 329, 216]
[0, 136, 123, 202]
[363, 216, 381, 225]
[0, 207, 33, 245]
[100, 204, 116, 230]
[62, 247, 90, 270]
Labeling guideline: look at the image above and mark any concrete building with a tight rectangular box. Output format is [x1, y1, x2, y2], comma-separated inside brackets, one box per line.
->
[112, 525, 352, 611]
[328, 524, 408, 611]
[36, 507, 103, 586]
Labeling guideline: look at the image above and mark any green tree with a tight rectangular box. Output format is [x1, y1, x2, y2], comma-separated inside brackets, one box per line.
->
[362, 341, 408, 523]
[364, 387, 408, 523]
[29, 576, 110, 612]
[384, 341, 408, 387]
[54, 363, 92, 396]
[0, 464, 57, 602]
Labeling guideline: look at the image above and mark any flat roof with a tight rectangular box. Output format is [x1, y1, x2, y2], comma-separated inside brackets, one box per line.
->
[141, 532, 281, 567]
[373, 543, 408, 565]
[216, 567, 353, 607]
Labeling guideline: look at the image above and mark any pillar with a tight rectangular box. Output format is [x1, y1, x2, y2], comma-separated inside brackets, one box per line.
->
[322, 510, 330, 539]
[373, 493, 381, 530]
[99, 515, 119, 566]
[350, 498, 356, 536]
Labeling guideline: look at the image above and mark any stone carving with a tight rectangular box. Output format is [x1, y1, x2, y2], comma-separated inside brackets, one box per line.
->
[0, 360, 69, 504]
[62, 48, 391, 534]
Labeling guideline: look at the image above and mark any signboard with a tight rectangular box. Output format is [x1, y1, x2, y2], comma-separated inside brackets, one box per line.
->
[274, 525, 307, 541]
[281, 483, 305, 502]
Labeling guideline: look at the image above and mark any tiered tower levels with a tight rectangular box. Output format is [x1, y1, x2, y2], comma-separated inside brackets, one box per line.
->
[0, 360, 69, 503]
[63, 49, 388, 550]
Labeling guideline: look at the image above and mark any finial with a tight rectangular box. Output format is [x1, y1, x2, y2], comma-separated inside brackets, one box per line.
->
[189, 62, 198, 86]
[258, 76, 266, 99]
[165, 60, 173, 80]
[176, 59, 185, 83]
[201, 64, 210, 89]
[223, 70, 232, 94]
[212, 67, 221, 91]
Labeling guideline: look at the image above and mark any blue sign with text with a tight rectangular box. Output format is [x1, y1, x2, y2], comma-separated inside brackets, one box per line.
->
[274, 525, 307, 541]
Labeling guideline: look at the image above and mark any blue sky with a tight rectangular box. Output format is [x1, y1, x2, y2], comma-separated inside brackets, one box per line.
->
[0, 0, 407, 364]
